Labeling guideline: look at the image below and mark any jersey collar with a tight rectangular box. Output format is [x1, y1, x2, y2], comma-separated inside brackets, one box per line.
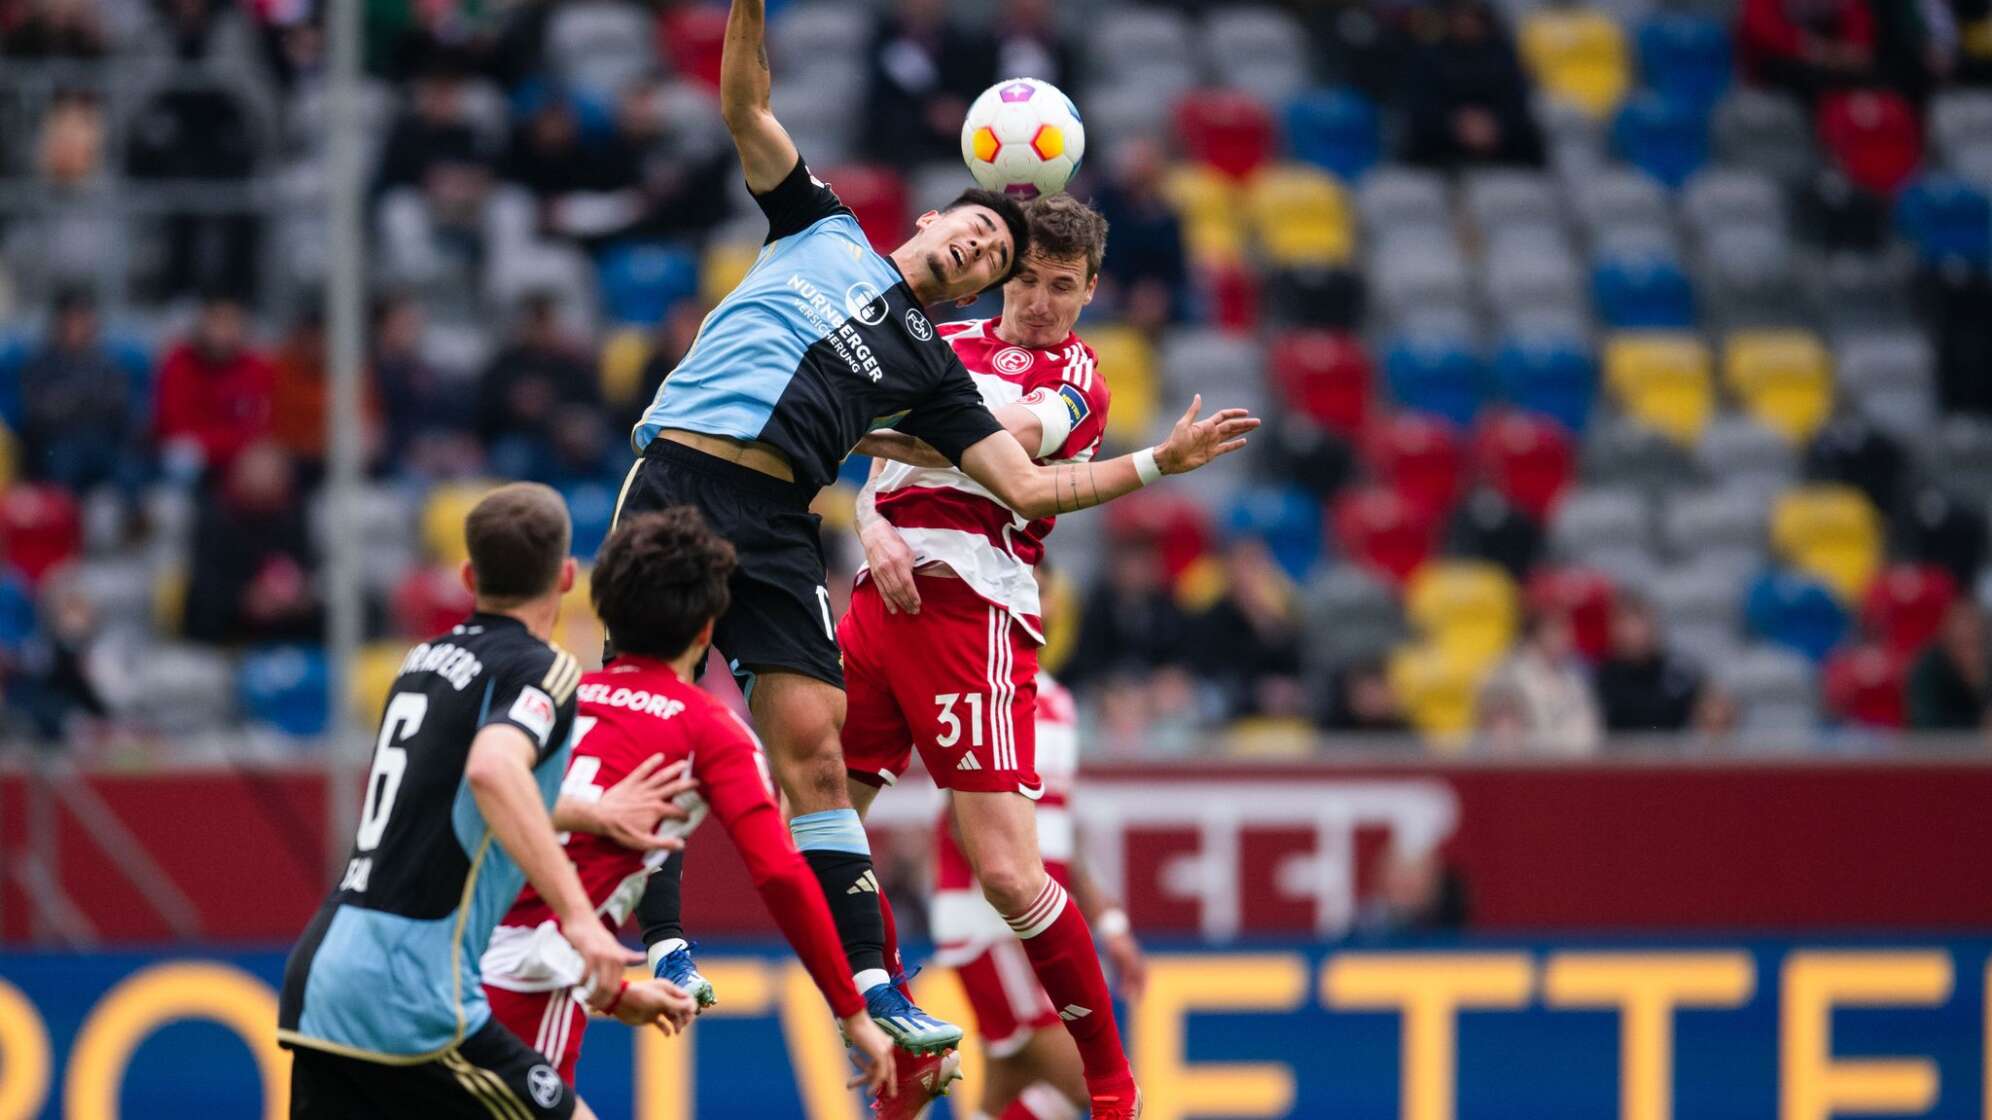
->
[988, 316, 1075, 354]
[461, 611, 527, 633]
[605, 653, 683, 679]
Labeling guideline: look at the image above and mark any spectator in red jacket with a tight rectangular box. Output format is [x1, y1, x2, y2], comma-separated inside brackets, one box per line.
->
[154, 294, 275, 480]
[1739, 0, 1877, 101]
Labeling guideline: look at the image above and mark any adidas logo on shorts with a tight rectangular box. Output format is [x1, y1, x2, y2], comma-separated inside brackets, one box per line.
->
[956, 754, 982, 771]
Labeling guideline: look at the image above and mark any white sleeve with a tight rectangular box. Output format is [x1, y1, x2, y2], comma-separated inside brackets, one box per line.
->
[1017, 387, 1076, 458]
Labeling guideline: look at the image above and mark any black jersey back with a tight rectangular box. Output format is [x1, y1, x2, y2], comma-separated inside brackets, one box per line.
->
[632, 156, 1005, 491]
[279, 613, 581, 1060]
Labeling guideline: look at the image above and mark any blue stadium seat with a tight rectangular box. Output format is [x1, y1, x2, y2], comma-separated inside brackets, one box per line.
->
[1744, 569, 1851, 663]
[1284, 89, 1382, 181]
[1894, 175, 1992, 268]
[0, 333, 26, 430]
[1637, 14, 1732, 113]
[563, 480, 617, 560]
[1384, 332, 1486, 427]
[0, 569, 33, 654]
[1612, 93, 1709, 188]
[1592, 251, 1696, 328]
[599, 242, 701, 325]
[1223, 485, 1323, 579]
[238, 645, 331, 738]
[1492, 332, 1598, 433]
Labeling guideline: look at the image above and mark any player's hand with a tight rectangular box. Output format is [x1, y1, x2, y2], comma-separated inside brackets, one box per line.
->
[1153, 395, 1259, 475]
[595, 756, 698, 852]
[860, 520, 922, 615]
[567, 921, 645, 1010]
[612, 978, 699, 1036]
[1106, 932, 1149, 1003]
[841, 1013, 897, 1096]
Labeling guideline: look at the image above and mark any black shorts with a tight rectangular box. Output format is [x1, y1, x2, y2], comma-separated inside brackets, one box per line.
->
[287, 1018, 575, 1119]
[610, 438, 843, 692]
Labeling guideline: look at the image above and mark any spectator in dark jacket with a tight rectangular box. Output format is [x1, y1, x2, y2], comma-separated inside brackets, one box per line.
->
[1190, 537, 1305, 719]
[154, 294, 275, 481]
[474, 292, 600, 466]
[501, 92, 644, 247]
[861, 0, 997, 166]
[1908, 599, 1989, 729]
[1738, 0, 1877, 100]
[1399, 0, 1545, 171]
[182, 440, 321, 645]
[373, 53, 497, 195]
[17, 288, 146, 496]
[1064, 535, 1191, 690]
[373, 294, 478, 475]
[1092, 137, 1190, 329]
[1593, 593, 1705, 732]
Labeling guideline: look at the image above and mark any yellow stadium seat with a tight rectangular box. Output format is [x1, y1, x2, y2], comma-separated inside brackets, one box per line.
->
[1245, 164, 1354, 266]
[1604, 333, 1713, 444]
[1771, 484, 1883, 602]
[1036, 566, 1080, 675]
[1388, 643, 1486, 750]
[1405, 560, 1519, 672]
[0, 419, 15, 491]
[1723, 330, 1834, 444]
[153, 565, 187, 633]
[599, 326, 652, 407]
[555, 565, 605, 673]
[421, 481, 498, 567]
[1162, 163, 1247, 265]
[1521, 9, 1630, 118]
[701, 241, 760, 307]
[1965, 16, 1992, 59]
[351, 640, 409, 724]
[1083, 324, 1158, 448]
[1222, 716, 1318, 758]
[812, 481, 858, 534]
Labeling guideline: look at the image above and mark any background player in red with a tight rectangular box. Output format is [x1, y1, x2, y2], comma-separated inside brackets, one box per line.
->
[840, 195, 1146, 1117]
[930, 667, 1147, 1120]
[481, 508, 897, 1096]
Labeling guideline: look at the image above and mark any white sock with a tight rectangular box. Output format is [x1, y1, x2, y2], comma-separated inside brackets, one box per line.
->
[854, 968, 892, 994]
[1017, 1083, 1081, 1120]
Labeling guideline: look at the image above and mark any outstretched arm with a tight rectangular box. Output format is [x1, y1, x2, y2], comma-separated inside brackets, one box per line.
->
[721, 0, 800, 192]
[855, 400, 1050, 470]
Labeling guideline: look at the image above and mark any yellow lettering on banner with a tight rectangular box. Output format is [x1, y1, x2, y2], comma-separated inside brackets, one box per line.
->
[778, 962, 866, 1120]
[1323, 953, 1534, 1120]
[1544, 952, 1754, 1120]
[1133, 954, 1306, 1120]
[1780, 951, 1951, 1120]
[63, 961, 287, 1120]
[0, 978, 50, 1120]
[637, 959, 774, 1120]
[911, 968, 986, 1102]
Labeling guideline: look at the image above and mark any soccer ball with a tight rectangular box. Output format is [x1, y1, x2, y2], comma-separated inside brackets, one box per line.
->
[960, 77, 1086, 200]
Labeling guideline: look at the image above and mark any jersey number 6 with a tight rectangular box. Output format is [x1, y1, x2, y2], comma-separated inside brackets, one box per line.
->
[356, 693, 428, 852]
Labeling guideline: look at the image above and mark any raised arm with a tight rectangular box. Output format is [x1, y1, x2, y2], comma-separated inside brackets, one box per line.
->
[721, 0, 801, 192]
[856, 401, 1049, 470]
[956, 395, 1258, 520]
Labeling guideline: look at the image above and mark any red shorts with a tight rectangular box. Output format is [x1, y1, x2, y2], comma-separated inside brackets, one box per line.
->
[484, 984, 589, 1085]
[839, 575, 1041, 796]
[952, 938, 1060, 1058]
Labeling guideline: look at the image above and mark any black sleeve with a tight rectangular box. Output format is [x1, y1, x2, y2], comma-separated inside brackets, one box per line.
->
[481, 646, 581, 764]
[755, 156, 852, 243]
[896, 352, 1006, 466]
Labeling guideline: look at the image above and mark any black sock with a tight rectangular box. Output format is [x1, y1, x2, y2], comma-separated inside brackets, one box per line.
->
[800, 849, 887, 978]
[637, 850, 686, 948]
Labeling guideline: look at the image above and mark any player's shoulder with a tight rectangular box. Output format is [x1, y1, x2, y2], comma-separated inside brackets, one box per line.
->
[1043, 332, 1109, 402]
[477, 625, 581, 704]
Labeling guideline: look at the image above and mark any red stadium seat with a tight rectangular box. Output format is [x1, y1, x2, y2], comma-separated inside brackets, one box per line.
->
[1201, 260, 1261, 331]
[1818, 89, 1923, 196]
[1525, 566, 1616, 662]
[1174, 89, 1278, 180]
[1105, 489, 1213, 584]
[1270, 330, 1372, 437]
[0, 484, 81, 585]
[1823, 642, 1908, 728]
[1331, 486, 1435, 585]
[392, 563, 476, 642]
[660, 6, 728, 90]
[1861, 563, 1958, 656]
[821, 165, 909, 253]
[1473, 410, 1576, 522]
[1365, 411, 1465, 521]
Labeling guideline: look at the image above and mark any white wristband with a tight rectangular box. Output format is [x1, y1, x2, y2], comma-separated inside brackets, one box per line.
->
[1132, 447, 1162, 486]
[1095, 907, 1132, 940]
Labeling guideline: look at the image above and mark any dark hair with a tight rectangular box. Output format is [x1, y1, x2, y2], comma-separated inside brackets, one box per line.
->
[592, 507, 737, 660]
[465, 483, 571, 603]
[1023, 194, 1109, 279]
[944, 188, 1032, 290]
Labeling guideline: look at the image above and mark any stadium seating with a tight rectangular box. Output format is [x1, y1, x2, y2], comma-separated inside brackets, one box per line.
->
[1244, 165, 1355, 266]
[1728, 643, 1819, 733]
[238, 645, 331, 738]
[1383, 332, 1485, 428]
[1821, 642, 1908, 729]
[1388, 643, 1483, 744]
[1770, 485, 1884, 603]
[420, 483, 493, 568]
[1163, 164, 1248, 264]
[1269, 330, 1371, 437]
[1613, 93, 1710, 188]
[1407, 560, 1520, 670]
[1834, 329, 1936, 443]
[1893, 175, 1992, 267]
[1818, 90, 1923, 196]
[1526, 565, 1616, 662]
[1521, 7, 1632, 118]
[1722, 331, 1834, 444]
[1332, 486, 1435, 585]
[1593, 250, 1696, 328]
[1649, 560, 1744, 668]
[1083, 325, 1159, 446]
[1, 485, 82, 586]
[1367, 412, 1465, 521]
[1283, 89, 1382, 180]
[1299, 564, 1406, 671]
[1713, 88, 1817, 186]
[1603, 332, 1713, 444]
[1635, 13, 1731, 113]
[1473, 410, 1575, 521]
[598, 243, 700, 326]
[1862, 564, 1959, 658]
[821, 166, 908, 251]
[1745, 569, 1851, 663]
[1174, 90, 1278, 180]
[1490, 329, 1598, 433]
[1451, 488, 1544, 578]
[1224, 486, 1323, 581]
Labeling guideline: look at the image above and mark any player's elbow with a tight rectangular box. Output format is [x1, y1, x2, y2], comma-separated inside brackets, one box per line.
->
[1008, 480, 1059, 521]
[464, 736, 524, 794]
[720, 101, 773, 138]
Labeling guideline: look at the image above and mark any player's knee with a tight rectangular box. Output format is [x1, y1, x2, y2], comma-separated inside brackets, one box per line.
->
[779, 733, 852, 813]
[977, 859, 1047, 916]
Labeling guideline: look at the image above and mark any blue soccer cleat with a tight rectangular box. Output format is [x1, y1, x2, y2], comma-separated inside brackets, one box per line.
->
[653, 941, 717, 1009]
[862, 977, 964, 1056]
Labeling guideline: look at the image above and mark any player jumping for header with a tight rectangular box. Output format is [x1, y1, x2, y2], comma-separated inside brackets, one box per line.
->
[613, 0, 1257, 1081]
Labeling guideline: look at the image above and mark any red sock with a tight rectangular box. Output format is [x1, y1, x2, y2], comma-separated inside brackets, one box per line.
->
[1003, 878, 1131, 1086]
[876, 888, 910, 997]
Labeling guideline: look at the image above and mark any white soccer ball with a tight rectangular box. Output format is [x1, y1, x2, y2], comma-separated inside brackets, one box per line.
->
[960, 77, 1086, 200]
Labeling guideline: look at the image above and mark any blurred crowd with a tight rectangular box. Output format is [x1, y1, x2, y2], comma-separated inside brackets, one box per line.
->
[4, 0, 1992, 760]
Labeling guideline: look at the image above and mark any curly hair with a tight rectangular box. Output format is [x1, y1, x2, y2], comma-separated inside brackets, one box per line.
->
[1024, 193, 1109, 279]
[592, 507, 738, 660]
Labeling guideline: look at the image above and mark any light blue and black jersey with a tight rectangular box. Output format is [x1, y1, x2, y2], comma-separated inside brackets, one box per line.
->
[278, 614, 581, 1062]
[634, 156, 1003, 492]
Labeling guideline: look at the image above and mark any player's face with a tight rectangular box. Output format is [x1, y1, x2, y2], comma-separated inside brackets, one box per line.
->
[1001, 250, 1095, 348]
[911, 205, 1015, 303]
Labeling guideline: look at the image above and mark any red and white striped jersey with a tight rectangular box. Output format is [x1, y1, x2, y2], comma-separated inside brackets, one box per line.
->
[865, 317, 1111, 642]
[930, 673, 1081, 958]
